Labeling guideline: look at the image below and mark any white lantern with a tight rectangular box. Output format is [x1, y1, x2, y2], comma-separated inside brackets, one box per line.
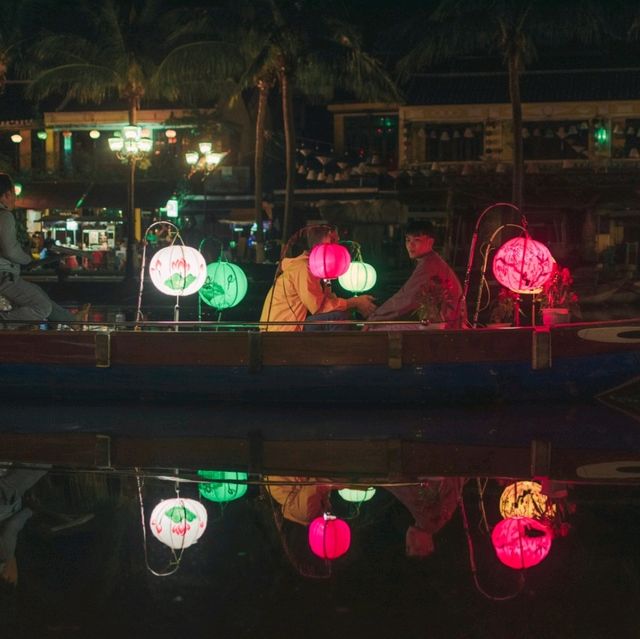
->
[149, 498, 208, 549]
[149, 245, 207, 296]
[338, 261, 377, 293]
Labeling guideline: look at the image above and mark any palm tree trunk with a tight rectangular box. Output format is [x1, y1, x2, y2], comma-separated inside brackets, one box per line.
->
[508, 54, 523, 210]
[280, 69, 296, 244]
[254, 80, 268, 263]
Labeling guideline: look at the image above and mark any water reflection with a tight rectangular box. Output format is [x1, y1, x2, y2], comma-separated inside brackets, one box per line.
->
[1, 464, 640, 637]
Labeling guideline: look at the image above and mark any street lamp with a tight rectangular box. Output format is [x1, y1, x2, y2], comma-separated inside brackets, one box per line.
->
[108, 126, 153, 279]
[184, 143, 227, 217]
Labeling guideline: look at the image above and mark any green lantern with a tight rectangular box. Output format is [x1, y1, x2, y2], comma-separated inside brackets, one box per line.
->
[338, 487, 376, 503]
[338, 261, 377, 293]
[197, 470, 248, 502]
[198, 260, 248, 310]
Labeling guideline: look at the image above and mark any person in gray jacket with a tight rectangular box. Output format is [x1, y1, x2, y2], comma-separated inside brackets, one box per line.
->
[0, 173, 75, 328]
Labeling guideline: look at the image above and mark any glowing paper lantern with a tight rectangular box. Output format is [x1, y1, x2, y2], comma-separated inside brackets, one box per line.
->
[198, 261, 248, 309]
[492, 236, 555, 294]
[309, 243, 351, 280]
[149, 245, 207, 296]
[149, 498, 208, 549]
[491, 516, 552, 570]
[499, 481, 557, 521]
[338, 262, 377, 293]
[308, 514, 351, 559]
[197, 470, 248, 503]
[338, 487, 376, 503]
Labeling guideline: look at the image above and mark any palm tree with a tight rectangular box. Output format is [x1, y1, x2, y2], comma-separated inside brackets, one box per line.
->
[26, 0, 230, 278]
[160, 0, 399, 256]
[397, 0, 604, 210]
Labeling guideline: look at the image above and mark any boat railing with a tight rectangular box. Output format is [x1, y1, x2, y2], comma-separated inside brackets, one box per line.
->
[0, 318, 470, 332]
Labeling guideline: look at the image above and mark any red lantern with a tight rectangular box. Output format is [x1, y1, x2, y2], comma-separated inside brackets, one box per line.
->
[308, 243, 351, 280]
[308, 514, 351, 559]
[491, 516, 552, 570]
[492, 236, 555, 294]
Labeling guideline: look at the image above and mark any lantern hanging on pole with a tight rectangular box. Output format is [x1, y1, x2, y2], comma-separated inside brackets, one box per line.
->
[491, 516, 552, 570]
[149, 245, 207, 296]
[308, 513, 351, 559]
[198, 260, 248, 309]
[338, 261, 377, 293]
[149, 498, 208, 550]
[492, 236, 555, 294]
[499, 481, 557, 521]
[197, 470, 248, 503]
[309, 243, 351, 280]
[338, 487, 376, 503]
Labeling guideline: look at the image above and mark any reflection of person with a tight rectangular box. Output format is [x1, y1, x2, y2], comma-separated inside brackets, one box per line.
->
[0, 173, 78, 328]
[367, 220, 466, 329]
[0, 466, 48, 585]
[260, 226, 376, 331]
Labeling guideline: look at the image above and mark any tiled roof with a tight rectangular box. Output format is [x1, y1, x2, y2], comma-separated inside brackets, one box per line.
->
[406, 68, 640, 105]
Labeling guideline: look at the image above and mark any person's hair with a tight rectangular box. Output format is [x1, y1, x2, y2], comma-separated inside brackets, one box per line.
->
[306, 224, 336, 249]
[0, 173, 13, 197]
[405, 219, 435, 238]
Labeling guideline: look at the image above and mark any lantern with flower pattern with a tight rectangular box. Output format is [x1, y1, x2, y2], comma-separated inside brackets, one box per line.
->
[491, 516, 552, 569]
[149, 245, 207, 296]
[499, 481, 557, 521]
[149, 497, 208, 549]
[197, 470, 248, 502]
[198, 260, 248, 310]
[492, 236, 555, 294]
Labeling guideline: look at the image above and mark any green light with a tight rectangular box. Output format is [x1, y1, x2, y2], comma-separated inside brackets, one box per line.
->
[198, 260, 248, 310]
[14, 182, 22, 197]
[595, 125, 608, 144]
[36, 131, 47, 141]
[166, 196, 178, 218]
[338, 487, 376, 503]
[197, 470, 248, 502]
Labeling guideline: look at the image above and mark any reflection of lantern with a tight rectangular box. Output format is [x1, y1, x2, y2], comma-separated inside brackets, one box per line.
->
[198, 261, 248, 309]
[491, 516, 552, 570]
[197, 470, 248, 502]
[338, 262, 377, 293]
[149, 498, 208, 549]
[492, 236, 555, 294]
[308, 514, 351, 559]
[338, 487, 376, 503]
[149, 245, 207, 296]
[499, 481, 556, 521]
[309, 243, 351, 279]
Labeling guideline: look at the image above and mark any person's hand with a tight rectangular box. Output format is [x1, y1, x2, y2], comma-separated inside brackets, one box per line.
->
[348, 294, 377, 318]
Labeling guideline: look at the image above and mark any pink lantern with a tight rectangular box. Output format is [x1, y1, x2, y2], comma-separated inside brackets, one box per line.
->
[149, 498, 208, 550]
[309, 243, 351, 279]
[491, 516, 552, 570]
[308, 514, 351, 559]
[492, 236, 555, 294]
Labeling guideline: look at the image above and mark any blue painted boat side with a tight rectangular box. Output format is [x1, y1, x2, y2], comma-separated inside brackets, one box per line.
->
[2, 350, 638, 405]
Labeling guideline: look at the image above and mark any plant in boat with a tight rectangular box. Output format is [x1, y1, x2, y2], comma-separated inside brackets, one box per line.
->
[416, 275, 455, 324]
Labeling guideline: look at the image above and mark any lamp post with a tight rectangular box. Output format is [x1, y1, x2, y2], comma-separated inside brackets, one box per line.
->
[108, 125, 153, 279]
[185, 143, 227, 218]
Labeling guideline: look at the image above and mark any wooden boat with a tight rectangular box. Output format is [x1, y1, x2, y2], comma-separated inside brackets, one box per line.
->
[2, 317, 640, 483]
[1, 317, 640, 405]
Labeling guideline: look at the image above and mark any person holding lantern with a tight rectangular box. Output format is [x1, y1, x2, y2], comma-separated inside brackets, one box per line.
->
[367, 220, 466, 329]
[260, 226, 376, 331]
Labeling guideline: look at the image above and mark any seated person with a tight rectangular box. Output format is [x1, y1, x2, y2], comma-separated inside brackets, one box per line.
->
[0, 173, 76, 328]
[260, 225, 376, 331]
[367, 220, 466, 329]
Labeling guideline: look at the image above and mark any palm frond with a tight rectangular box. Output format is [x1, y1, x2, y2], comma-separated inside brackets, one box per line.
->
[27, 63, 120, 103]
